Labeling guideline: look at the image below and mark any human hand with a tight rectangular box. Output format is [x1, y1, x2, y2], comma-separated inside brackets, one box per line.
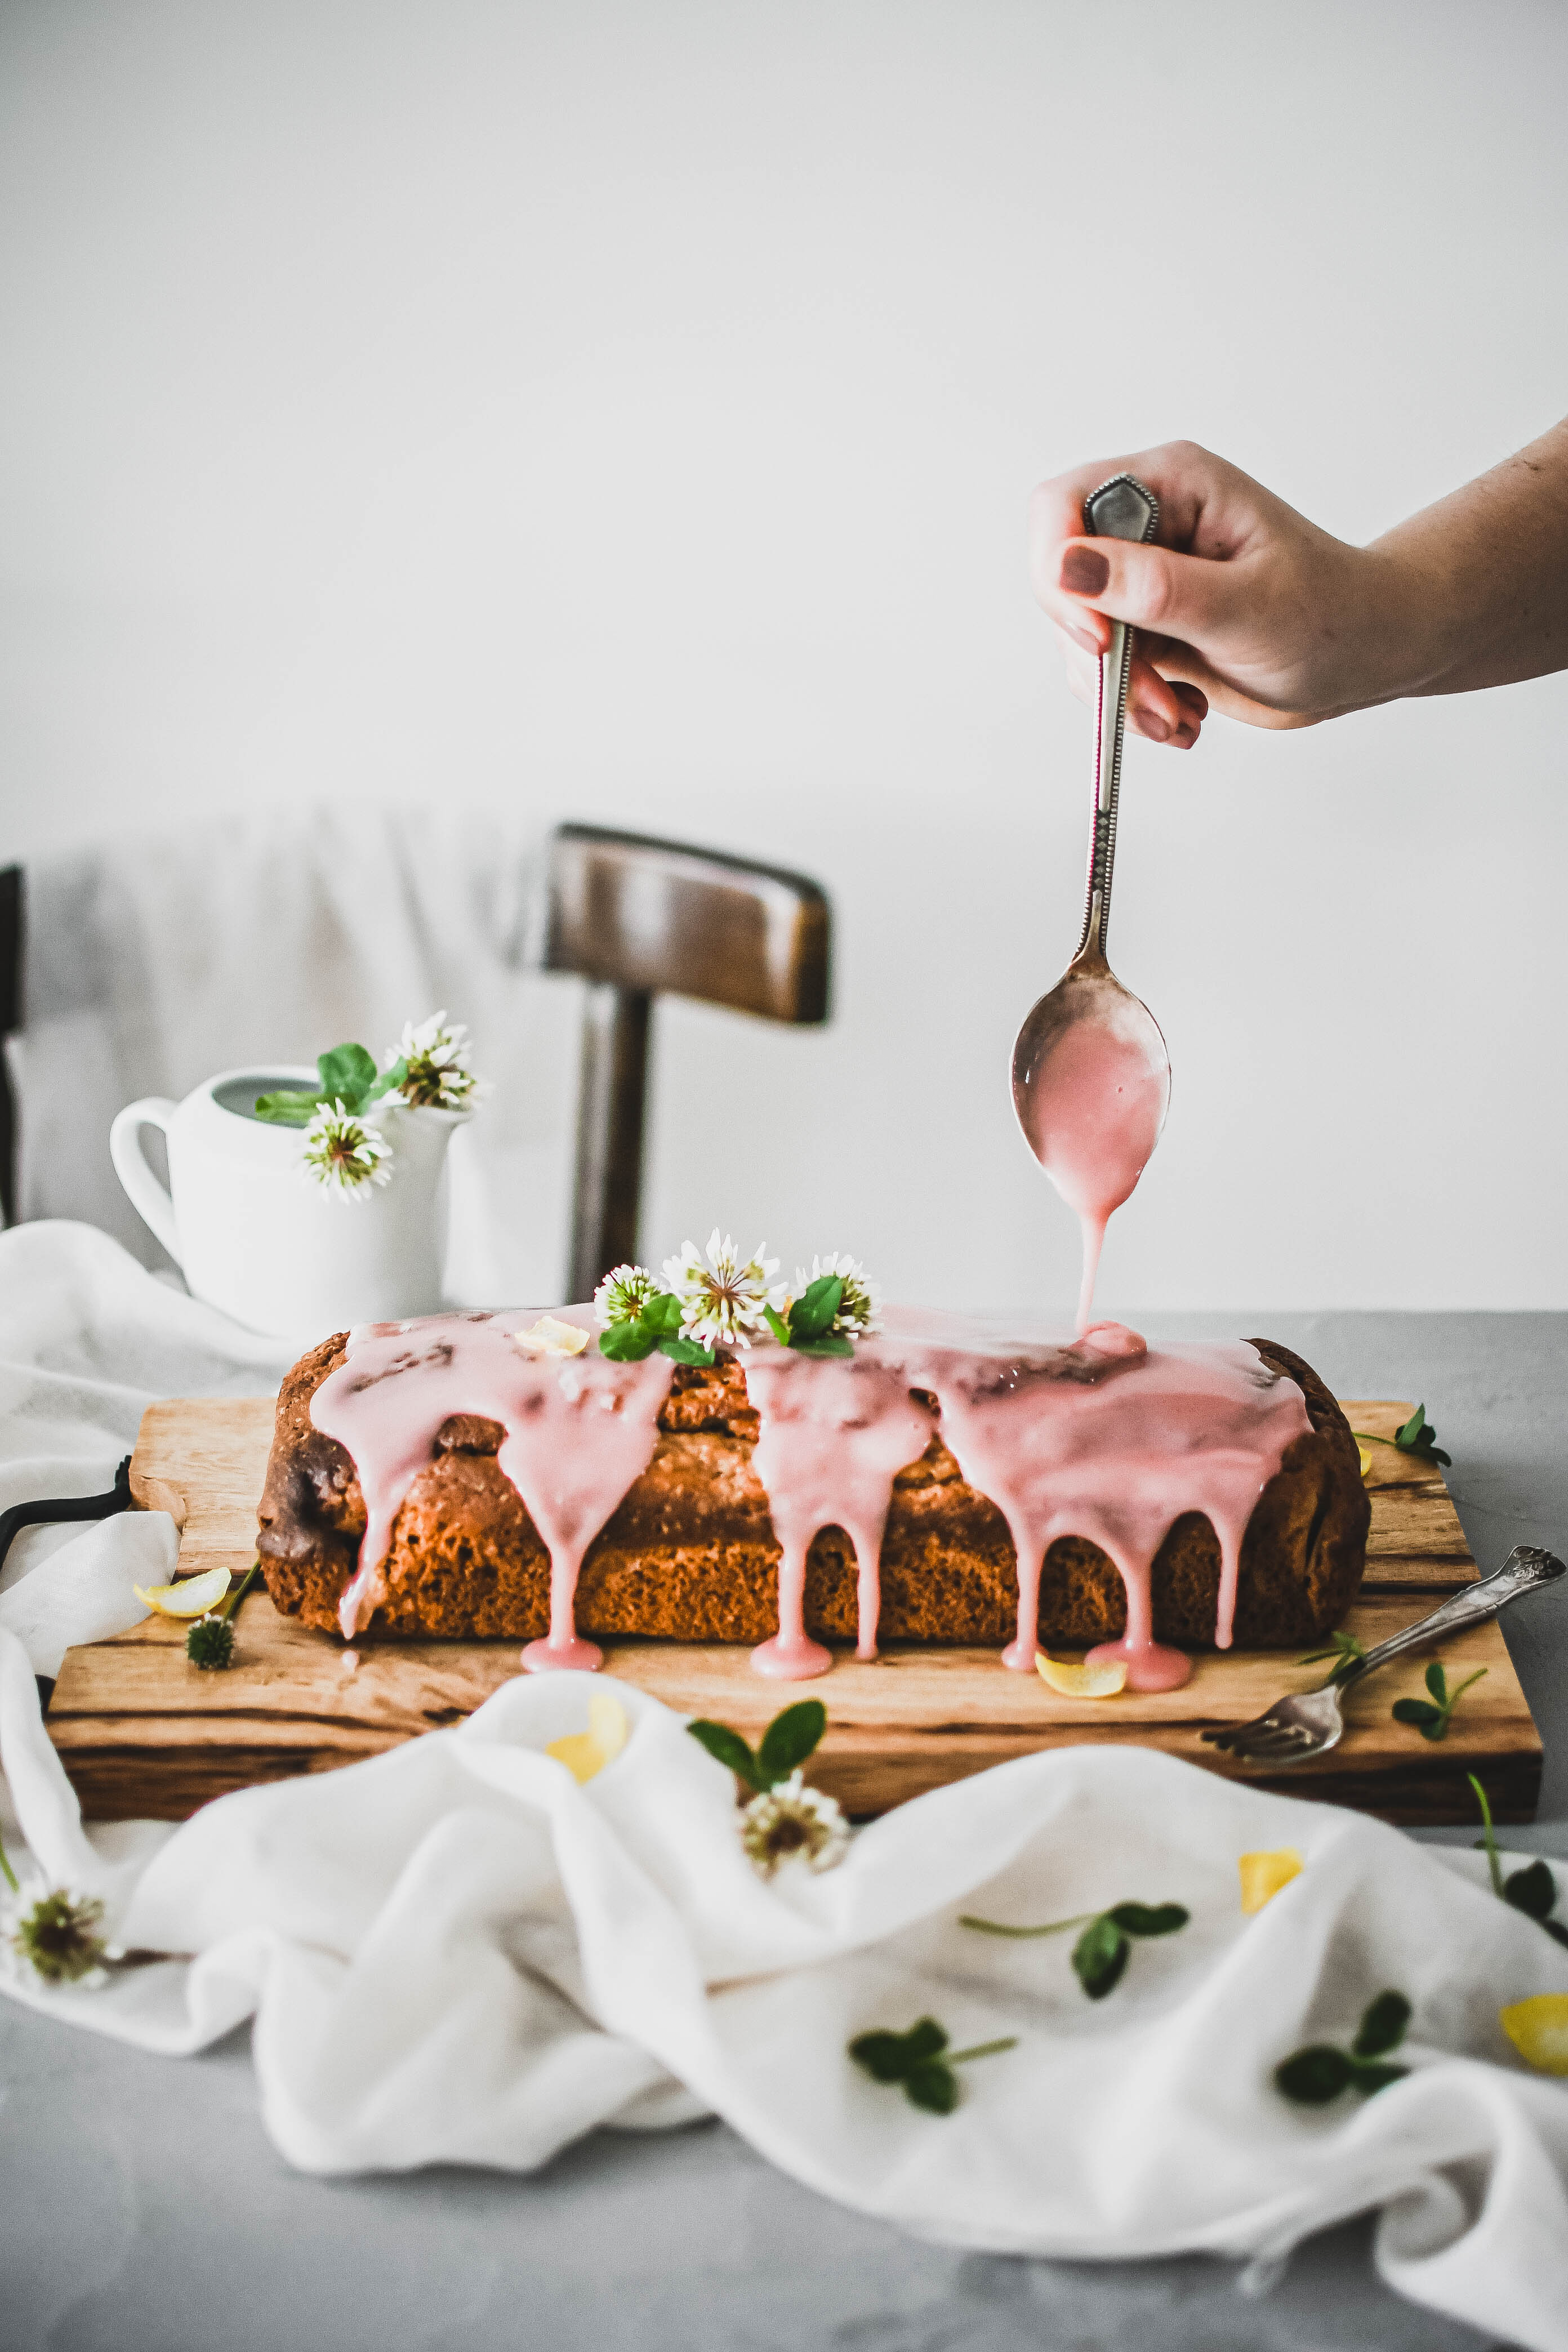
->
[1029, 441, 1413, 749]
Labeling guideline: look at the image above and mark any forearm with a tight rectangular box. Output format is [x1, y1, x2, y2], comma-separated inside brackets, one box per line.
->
[1371, 418, 1568, 700]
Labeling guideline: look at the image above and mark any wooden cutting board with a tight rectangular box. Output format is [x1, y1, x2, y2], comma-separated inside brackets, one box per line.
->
[44, 1396, 1543, 1825]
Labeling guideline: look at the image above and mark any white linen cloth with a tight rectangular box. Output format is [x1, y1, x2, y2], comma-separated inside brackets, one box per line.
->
[2, 1222, 1567, 2351]
[5, 804, 582, 1302]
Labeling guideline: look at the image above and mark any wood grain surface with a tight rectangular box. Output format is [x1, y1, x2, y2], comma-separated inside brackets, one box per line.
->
[50, 1393, 1542, 1825]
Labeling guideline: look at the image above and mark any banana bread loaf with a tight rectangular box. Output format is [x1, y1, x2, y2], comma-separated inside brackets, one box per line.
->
[255, 1309, 1367, 1677]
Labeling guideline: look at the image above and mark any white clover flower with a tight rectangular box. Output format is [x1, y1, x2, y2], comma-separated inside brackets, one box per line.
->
[662, 1229, 781, 1350]
[594, 1263, 661, 1326]
[301, 1101, 393, 1201]
[795, 1251, 883, 1337]
[3, 1879, 110, 1988]
[389, 1011, 489, 1111]
[740, 1772, 850, 1877]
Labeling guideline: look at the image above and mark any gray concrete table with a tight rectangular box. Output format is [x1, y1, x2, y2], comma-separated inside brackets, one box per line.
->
[5, 1312, 1565, 2352]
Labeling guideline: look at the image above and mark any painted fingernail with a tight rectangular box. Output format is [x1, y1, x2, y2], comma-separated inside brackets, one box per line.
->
[1060, 546, 1110, 596]
[1138, 709, 1171, 742]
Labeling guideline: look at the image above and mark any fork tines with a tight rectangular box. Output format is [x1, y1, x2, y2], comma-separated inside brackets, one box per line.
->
[1201, 1716, 1318, 1760]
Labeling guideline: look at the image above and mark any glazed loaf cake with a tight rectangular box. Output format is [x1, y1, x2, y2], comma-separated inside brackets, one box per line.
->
[256, 1319, 1369, 1659]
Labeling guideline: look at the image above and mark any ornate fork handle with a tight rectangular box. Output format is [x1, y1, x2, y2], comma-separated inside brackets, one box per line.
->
[1338, 1544, 1565, 1691]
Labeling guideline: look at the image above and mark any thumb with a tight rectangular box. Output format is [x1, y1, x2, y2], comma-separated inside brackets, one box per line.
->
[1052, 536, 1242, 647]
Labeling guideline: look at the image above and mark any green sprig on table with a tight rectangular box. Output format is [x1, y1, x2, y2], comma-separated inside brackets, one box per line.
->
[1351, 1403, 1451, 1469]
[960, 1899, 1190, 2000]
[598, 1289, 715, 1368]
[763, 1275, 853, 1359]
[1297, 1629, 1368, 1686]
[252, 1043, 409, 1128]
[1469, 1774, 1568, 1947]
[686, 1698, 826, 1793]
[848, 2017, 1018, 2115]
[1392, 1659, 1487, 1743]
[1275, 1990, 1411, 2104]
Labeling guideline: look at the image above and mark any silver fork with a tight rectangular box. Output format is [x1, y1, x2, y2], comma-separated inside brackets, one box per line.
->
[1200, 1545, 1565, 1766]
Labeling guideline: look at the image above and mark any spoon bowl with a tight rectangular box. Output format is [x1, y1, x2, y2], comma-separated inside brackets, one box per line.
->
[1013, 950, 1171, 1331]
[1013, 473, 1168, 1330]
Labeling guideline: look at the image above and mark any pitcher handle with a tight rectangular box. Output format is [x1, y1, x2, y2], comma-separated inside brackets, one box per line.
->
[109, 1098, 182, 1265]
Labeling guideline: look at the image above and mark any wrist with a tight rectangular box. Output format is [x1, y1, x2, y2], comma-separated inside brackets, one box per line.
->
[1355, 530, 1474, 705]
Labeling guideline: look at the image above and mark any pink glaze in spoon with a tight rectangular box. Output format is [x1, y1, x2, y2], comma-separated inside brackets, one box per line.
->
[1013, 472, 1171, 1334]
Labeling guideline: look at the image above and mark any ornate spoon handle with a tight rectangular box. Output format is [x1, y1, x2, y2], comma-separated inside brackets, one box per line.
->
[1338, 1544, 1566, 1690]
[1075, 473, 1160, 964]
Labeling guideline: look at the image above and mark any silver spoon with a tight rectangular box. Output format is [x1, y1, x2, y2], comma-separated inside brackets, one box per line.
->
[1012, 472, 1171, 1330]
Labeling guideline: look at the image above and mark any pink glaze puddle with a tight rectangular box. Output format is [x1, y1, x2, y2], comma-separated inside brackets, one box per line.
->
[1014, 1021, 1168, 1333]
[309, 1304, 1311, 1692]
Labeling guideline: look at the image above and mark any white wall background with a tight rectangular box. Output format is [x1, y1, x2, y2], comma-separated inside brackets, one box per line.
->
[2, 0, 1566, 1313]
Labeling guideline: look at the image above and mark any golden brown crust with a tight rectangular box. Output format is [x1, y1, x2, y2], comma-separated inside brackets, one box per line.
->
[255, 1332, 1369, 1649]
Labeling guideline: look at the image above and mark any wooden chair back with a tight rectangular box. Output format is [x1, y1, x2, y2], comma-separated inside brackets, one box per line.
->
[538, 825, 831, 1298]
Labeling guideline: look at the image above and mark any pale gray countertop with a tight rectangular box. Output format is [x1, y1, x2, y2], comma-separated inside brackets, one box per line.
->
[5, 1311, 1565, 2352]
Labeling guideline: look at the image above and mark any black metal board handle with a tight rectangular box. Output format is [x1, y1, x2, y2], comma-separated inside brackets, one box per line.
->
[0, 1455, 135, 1578]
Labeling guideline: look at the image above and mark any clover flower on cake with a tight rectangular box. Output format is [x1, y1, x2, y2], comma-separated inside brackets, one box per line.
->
[662, 1230, 782, 1350]
[388, 1012, 488, 1111]
[593, 1264, 662, 1328]
[795, 1251, 883, 1338]
[300, 1101, 393, 1200]
[740, 1771, 850, 1878]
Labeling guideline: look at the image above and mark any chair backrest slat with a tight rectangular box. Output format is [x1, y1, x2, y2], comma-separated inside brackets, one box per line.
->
[538, 826, 831, 1294]
[541, 825, 829, 1024]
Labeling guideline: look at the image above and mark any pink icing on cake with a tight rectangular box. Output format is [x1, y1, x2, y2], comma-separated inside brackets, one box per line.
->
[310, 1305, 1312, 1691]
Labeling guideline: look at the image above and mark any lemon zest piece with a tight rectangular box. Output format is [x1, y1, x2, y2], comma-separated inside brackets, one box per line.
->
[1499, 1994, 1568, 2076]
[1035, 1653, 1129, 1699]
[512, 1315, 589, 1358]
[132, 1566, 233, 1619]
[547, 1690, 631, 1784]
[1239, 1848, 1304, 1914]
[1356, 1441, 1374, 1481]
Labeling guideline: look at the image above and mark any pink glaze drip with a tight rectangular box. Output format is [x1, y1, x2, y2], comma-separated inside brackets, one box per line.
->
[737, 1311, 1310, 1689]
[309, 1309, 672, 1668]
[740, 1351, 936, 1674]
[1015, 1021, 1168, 1333]
[308, 1304, 1311, 1694]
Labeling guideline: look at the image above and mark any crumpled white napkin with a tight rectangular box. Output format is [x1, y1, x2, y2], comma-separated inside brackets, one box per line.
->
[2, 1219, 1567, 2350]
[1, 1646, 1566, 2350]
[0, 1218, 289, 1673]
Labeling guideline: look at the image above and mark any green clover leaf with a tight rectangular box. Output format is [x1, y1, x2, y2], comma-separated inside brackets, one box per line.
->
[756, 1699, 827, 1784]
[962, 1897, 1190, 2000]
[1392, 1662, 1486, 1743]
[1276, 1991, 1411, 2106]
[848, 2017, 1015, 2115]
[687, 1698, 828, 1795]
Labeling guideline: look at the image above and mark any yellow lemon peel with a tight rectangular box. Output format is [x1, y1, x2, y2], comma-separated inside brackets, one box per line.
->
[1239, 1848, 1304, 1913]
[1499, 1994, 1568, 2076]
[132, 1566, 233, 1619]
[547, 1690, 630, 1785]
[512, 1315, 589, 1359]
[1035, 1653, 1129, 1699]
[1356, 1441, 1374, 1481]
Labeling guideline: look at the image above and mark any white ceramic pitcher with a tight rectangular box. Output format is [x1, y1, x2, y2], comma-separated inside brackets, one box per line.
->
[110, 1066, 469, 1338]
